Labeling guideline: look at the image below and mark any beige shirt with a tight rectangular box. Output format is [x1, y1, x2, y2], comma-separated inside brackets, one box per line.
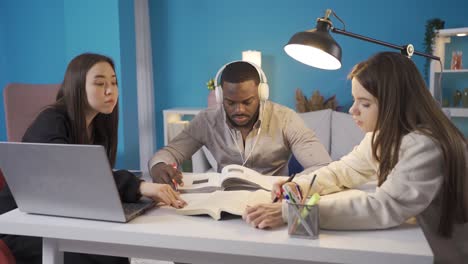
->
[149, 101, 331, 176]
[290, 132, 467, 263]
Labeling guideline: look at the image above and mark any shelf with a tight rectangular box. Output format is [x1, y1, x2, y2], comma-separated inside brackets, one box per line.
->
[162, 107, 206, 173]
[163, 108, 203, 144]
[443, 107, 468, 117]
[163, 107, 203, 115]
[435, 69, 468, 73]
[437, 27, 468, 37]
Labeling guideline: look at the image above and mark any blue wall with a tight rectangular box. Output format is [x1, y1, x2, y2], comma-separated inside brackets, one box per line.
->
[0, 0, 139, 169]
[0, 0, 67, 143]
[150, 0, 468, 147]
[1, 0, 468, 167]
[0, 1, 8, 139]
[118, 0, 140, 170]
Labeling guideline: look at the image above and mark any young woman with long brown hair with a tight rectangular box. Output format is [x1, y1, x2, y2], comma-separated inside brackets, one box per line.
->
[244, 52, 467, 263]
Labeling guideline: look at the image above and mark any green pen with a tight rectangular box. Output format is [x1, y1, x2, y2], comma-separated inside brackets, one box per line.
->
[300, 193, 320, 218]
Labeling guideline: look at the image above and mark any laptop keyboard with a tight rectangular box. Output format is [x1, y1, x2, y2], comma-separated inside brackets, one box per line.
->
[122, 201, 153, 217]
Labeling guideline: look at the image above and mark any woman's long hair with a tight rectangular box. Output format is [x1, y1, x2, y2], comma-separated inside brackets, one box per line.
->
[53, 53, 119, 166]
[348, 52, 466, 237]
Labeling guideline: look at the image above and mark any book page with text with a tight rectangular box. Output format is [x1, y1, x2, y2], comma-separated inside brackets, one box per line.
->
[178, 172, 223, 193]
[220, 165, 287, 191]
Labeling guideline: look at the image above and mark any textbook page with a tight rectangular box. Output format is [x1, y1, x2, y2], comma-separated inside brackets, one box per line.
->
[179, 165, 287, 193]
[179, 172, 224, 193]
[175, 190, 272, 220]
[219, 165, 282, 191]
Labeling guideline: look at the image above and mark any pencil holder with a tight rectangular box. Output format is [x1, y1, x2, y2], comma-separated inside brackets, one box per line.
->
[287, 202, 319, 239]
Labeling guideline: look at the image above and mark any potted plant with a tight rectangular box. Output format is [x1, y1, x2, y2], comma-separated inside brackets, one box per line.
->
[423, 18, 445, 81]
[206, 78, 216, 107]
[295, 89, 341, 113]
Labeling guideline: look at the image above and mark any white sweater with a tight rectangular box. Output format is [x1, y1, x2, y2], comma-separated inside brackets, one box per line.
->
[289, 132, 467, 263]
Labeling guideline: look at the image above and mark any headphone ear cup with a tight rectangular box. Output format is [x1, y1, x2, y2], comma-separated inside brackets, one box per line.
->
[258, 83, 269, 101]
[215, 85, 223, 104]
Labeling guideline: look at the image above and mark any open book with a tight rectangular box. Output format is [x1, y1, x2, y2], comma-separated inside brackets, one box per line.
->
[179, 164, 286, 193]
[176, 190, 272, 220]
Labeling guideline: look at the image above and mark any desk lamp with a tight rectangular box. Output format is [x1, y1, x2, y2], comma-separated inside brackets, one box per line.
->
[284, 9, 440, 69]
[283, 9, 443, 102]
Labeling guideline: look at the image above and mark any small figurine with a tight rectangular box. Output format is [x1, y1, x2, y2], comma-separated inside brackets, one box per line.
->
[453, 89, 462, 107]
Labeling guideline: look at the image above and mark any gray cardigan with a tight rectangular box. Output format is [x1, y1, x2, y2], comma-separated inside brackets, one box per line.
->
[291, 132, 467, 264]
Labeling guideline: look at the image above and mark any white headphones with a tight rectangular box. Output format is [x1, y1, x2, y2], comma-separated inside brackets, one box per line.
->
[214, 60, 269, 104]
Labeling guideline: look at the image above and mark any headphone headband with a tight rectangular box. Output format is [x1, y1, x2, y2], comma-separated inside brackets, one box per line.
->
[214, 60, 268, 87]
[214, 60, 269, 103]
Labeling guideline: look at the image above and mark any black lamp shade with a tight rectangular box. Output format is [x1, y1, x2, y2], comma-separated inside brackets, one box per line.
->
[284, 20, 342, 70]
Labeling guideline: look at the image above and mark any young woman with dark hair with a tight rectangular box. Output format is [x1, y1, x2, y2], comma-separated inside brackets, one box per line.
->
[0, 52, 186, 264]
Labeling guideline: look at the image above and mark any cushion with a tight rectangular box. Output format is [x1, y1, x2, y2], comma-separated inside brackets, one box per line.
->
[298, 109, 332, 153]
[330, 111, 365, 160]
[192, 147, 217, 173]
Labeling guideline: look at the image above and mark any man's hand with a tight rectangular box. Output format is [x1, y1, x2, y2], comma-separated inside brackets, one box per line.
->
[139, 182, 187, 208]
[150, 163, 184, 190]
[242, 203, 285, 229]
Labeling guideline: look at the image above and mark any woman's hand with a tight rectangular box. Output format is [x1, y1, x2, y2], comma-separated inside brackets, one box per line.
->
[139, 182, 186, 208]
[242, 203, 284, 229]
[272, 180, 303, 201]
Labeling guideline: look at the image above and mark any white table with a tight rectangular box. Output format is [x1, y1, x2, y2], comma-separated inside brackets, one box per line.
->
[0, 207, 433, 264]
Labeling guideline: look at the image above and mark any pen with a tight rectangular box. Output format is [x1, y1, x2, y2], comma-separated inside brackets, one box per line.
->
[301, 193, 320, 218]
[301, 174, 317, 203]
[297, 174, 320, 223]
[272, 173, 297, 203]
[295, 184, 303, 201]
[171, 163, 179, 191]
[283, 184, 301, 204]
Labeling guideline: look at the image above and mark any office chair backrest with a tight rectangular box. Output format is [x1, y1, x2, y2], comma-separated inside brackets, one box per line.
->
[3, 83, 60, 142]
[0, 240, 15, 264]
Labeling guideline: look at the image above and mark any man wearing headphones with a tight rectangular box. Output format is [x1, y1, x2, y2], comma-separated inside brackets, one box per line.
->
[149, 61, 331, 188]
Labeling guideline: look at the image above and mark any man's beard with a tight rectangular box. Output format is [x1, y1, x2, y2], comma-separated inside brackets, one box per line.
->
[226, 111, 259, 129]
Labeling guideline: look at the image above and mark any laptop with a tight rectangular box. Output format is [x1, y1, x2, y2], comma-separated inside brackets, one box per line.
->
[0, 142, 154, 222]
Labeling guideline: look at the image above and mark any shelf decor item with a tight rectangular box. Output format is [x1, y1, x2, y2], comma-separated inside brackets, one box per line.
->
[206, 78, 216, 107]
[462, 88, 468, 108]
[242, 50, 262, 67]
[451, 51, 463, 70]
[442, 99, 449, 107]
[453, 90, 462, 107]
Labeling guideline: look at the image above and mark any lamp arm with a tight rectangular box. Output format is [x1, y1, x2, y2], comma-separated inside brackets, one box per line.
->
[331, 27, 440, 61]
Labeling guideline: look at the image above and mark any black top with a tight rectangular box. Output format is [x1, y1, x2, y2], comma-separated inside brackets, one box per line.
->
[0, 107, 142, 216]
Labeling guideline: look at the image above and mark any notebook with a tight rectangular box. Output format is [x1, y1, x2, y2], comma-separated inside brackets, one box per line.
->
[0, 142, 154, 222]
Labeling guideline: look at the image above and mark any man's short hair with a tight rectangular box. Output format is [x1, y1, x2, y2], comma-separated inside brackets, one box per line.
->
[221, 61, 260, 86]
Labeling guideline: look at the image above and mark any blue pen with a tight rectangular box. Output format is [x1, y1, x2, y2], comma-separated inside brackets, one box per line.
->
[282, 185, 290, 201]
[273, 173, 297, 203]
[283, 185, 301, 204]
